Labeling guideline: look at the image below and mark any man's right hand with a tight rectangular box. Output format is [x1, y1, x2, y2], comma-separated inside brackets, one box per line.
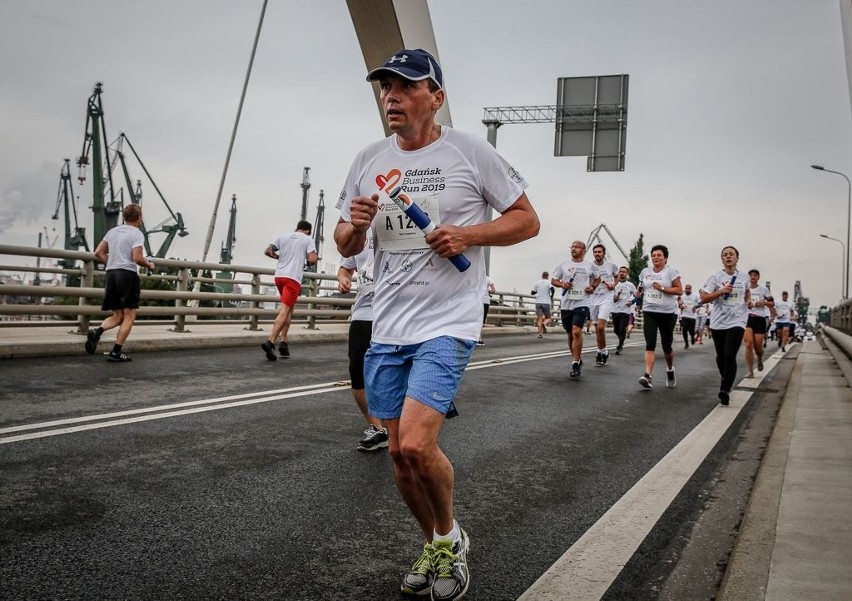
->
[349, 194, 379, 232]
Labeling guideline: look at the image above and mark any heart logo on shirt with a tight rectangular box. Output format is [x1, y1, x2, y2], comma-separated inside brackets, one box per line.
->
[375, 169, 402, 193]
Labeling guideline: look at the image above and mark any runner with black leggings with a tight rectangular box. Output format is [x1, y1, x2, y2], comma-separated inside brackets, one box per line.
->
[700, 245, 750, 406]
[636, 244, 683, 390]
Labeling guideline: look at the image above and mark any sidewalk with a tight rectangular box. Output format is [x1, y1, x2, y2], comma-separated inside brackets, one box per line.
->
[719, 334, 852, 600]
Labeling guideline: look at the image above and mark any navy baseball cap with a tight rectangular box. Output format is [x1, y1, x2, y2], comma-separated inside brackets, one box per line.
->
[366, 48, 443, 90]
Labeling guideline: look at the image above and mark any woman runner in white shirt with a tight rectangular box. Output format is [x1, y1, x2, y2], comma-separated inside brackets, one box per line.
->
[700, 246, 750, 405]
[636, 244, 683, 389]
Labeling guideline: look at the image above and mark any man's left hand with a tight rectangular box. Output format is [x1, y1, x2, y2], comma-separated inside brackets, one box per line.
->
[425, 224, 469, 258]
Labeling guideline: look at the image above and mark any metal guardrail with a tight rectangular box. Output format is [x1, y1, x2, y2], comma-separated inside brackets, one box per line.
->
[829, 302, 852, 334]
[0, 244, 540, 333]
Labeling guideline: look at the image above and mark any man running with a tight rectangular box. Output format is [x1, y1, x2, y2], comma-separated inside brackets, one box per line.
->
[552, 241, 599, 378]
[261, 220, 317, 360]
[774, 291, 794, 352]
[337, 229, 388, 451]
[678, 284, 701, 349]
[84, 203, 156, 362]
[531, 271, 554, 338]
[610, 266, 637, 355]
[589, 243, 618, 365]
[744, 269, 773, 377]
[335, 47, 539, 601]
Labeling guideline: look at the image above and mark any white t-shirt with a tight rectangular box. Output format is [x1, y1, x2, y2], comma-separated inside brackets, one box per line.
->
[552, 259, 596, 310]
[748, 284, 772, 318]
[337, 126, 527, 345]
[591, 260, 618, 306]
[639, 265, 681, 313]
[270, 231, 316, 281]
[680, 293, 701, 318]
[611, 280, 637, 314]
[103, 224, 144, 272]
[531, 279, 553, 304]
[340, 229, 375, 322]
[701, 269, 749, 330]
[774, 299, 793, 323]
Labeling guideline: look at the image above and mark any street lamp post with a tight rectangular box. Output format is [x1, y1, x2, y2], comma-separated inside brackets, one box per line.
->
[820, 234, 846, 299]
[811, 165, 852, 298]
[811, 165, 851, 299]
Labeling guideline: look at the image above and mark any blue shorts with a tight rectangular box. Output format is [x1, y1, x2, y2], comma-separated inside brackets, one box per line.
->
[364, 336, 476, 419]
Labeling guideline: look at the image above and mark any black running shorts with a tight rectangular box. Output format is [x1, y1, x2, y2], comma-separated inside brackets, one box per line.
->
[746, 315, 767, 335]
[101, 269, 141, 311]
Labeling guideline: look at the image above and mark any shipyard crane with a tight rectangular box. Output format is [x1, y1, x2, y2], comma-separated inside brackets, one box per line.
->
[110, 133, 188, 258]
[41, 226, 60, 250]
[793, 280, 809, 326]
[306, 190, 325, 273]
[586, 223, 630, 263]
[220, 194, 238, 265]
[34, 227, 59, 287]
[300, 166, 311, 222]
[297, 166, 324, 273]
[215, 194, 239, 294]
[76, 82, 122, 247]
[52, 159, 90, 268]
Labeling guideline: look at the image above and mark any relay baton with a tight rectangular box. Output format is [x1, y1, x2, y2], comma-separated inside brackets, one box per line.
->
[723, 275, 736, 300]
[628, 285, 643, 306]
[560, 274, 576, 296]
[385, 185, 470, 272]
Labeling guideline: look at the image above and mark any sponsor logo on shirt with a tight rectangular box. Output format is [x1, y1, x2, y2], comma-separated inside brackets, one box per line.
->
[508, 166, 524, 184]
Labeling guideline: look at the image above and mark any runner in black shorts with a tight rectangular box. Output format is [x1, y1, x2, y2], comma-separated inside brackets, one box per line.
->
[743, 269, 773, 377]
[337, 232, 387, 452]
[552, 241, 599, 378]
[84, 204, 155, 362]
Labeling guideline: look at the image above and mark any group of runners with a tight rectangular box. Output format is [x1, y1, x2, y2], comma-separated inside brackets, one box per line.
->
[543, 240, 798, 406]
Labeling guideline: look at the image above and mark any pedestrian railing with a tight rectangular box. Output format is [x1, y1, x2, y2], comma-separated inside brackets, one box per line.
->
[0, 244, 539, 333]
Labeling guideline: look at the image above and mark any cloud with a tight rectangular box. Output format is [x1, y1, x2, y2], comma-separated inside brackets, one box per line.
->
[0, 162, 58, 233]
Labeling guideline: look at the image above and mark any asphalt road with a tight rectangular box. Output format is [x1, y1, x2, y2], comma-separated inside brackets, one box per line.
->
[0, 333, 790, 600]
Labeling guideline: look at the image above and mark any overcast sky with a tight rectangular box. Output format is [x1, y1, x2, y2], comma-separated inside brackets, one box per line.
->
[2, 0, 852, 314]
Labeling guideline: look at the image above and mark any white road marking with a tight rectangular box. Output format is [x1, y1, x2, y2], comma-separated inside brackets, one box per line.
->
[2, 345, 623, 444]
[518, 347, 791, 600]
[0, 385, 349, 444]
[0, 381, 349, 435]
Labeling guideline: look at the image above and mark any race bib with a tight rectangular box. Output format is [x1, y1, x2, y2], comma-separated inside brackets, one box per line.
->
[375, 194, 440, 252]
[721, 286, 743, 306]
[646, 288, 664, 302]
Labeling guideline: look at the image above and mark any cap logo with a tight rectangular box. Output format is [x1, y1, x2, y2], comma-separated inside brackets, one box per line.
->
[388, 54, 408, 64]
